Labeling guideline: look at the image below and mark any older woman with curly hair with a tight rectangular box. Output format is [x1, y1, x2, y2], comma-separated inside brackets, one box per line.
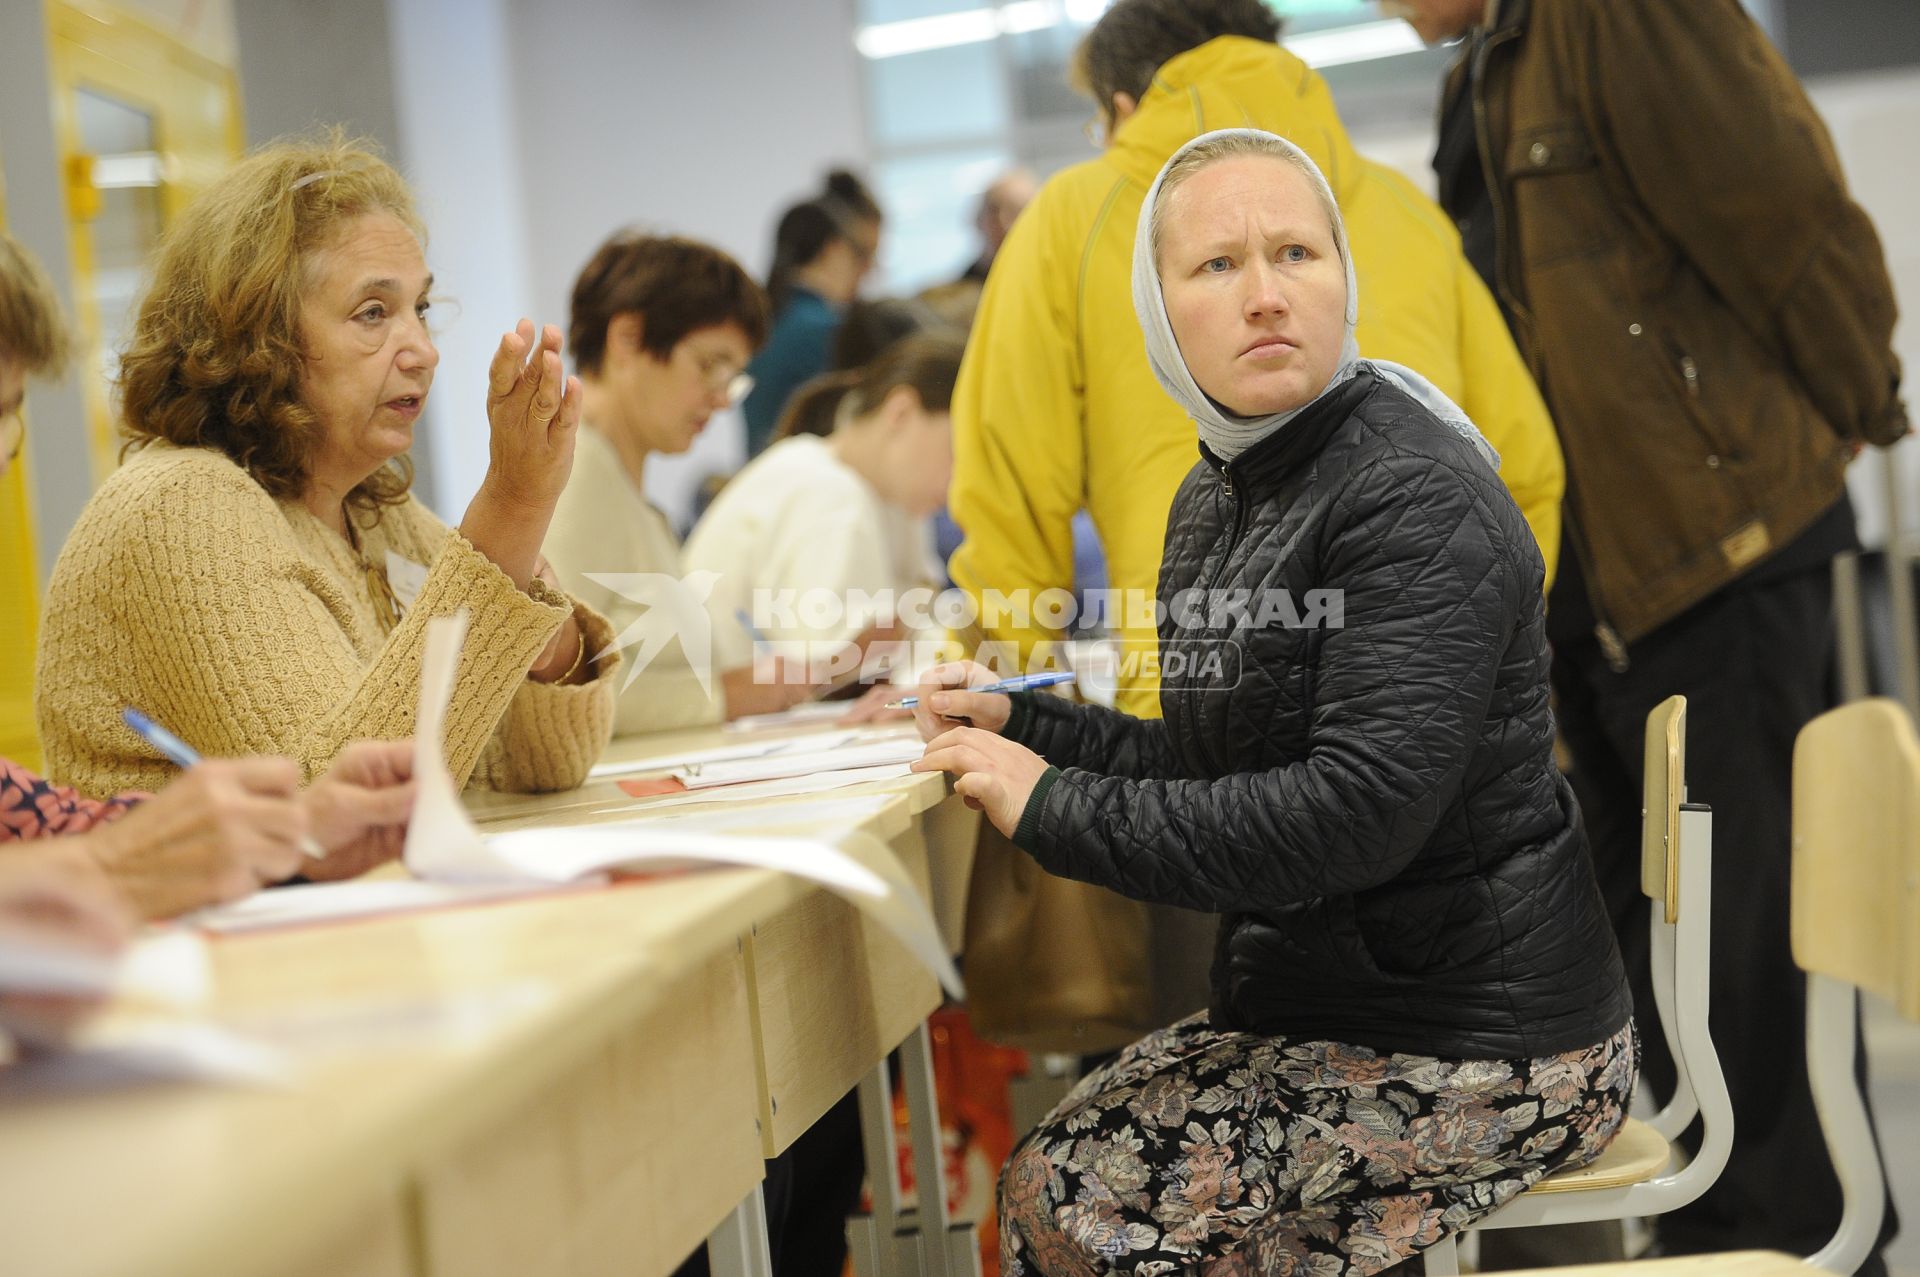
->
[35, 136, 619, 797]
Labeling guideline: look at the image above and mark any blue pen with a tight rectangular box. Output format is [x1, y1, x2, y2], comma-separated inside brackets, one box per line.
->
[735, 608, 769, 649]
[121, 707, 326, 861]
[887, 671, 1077, 710]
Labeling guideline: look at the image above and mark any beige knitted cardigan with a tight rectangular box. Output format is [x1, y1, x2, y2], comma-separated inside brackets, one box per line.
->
[35, 444, 620, 798]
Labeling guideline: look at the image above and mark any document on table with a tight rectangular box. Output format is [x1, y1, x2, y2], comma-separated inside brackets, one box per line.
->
[722, 701, 853, 733]
[611, 765, 915, 811]
[0, 1019, 288, 1093]
[196, 613, 963, 999]
[0, 928, 288, 1089]
[588, 724, 923, 783]
[0, 927, 210, 1009]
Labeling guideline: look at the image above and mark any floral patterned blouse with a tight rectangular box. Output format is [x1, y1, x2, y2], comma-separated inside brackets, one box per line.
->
[0, 757, 142, 842]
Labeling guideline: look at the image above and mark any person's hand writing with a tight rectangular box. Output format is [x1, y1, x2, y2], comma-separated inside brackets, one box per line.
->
[300, 741, 417, 881]
[835, 682, 914, 725]
[910, 726, 1049, 838]
[722, 659, 821, 719]
[72, 758, 311, 920]
[909, 661, 1012, 741]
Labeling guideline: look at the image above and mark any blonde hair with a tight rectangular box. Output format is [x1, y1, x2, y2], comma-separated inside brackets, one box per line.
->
[0, 231, 73, 376]
[1147, 130, 1347, 273]
[117, 130, 423, 516]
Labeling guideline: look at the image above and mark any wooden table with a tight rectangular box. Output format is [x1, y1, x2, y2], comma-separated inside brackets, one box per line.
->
[0, 721, 978, 1277]
[469, 722, 983, 1276]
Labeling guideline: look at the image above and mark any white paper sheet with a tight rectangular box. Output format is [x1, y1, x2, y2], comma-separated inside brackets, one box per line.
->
[588, 725, 916, 782]
[675, 738, 925, 789]
[0, 927, 210, 1009]
[0, 1020, 289, 1092]
[392, 614, 962, 997]
[189, 877, 573, 935]
[602, 765, 916, 813]
[722, 701, 856, 733]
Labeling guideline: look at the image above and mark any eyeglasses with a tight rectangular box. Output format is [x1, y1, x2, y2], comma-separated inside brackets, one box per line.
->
[688, 348, 755, 407]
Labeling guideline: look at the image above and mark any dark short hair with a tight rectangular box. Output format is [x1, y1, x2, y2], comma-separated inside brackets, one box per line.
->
[569, 232, 770, 377]
[765, 169, 884, 314]
[1073, 0, 1282, 110]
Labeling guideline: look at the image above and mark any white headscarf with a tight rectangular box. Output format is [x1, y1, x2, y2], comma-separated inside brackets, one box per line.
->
[1131, 128, 1499, 470]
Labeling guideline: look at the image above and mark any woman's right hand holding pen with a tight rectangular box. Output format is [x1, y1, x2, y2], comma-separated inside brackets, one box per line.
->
[910, 661, 1013, 742]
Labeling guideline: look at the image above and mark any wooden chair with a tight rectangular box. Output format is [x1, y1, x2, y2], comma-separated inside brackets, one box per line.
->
[1476, 697, 1920, 1277]
[1424, 696, 1735, 1274]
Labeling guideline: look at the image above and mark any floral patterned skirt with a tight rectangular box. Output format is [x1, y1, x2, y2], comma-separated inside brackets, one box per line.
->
[1000, 1015, 1637, 1276]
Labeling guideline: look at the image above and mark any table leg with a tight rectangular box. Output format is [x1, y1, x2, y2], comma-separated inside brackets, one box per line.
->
[849, 1062, 903, 1276]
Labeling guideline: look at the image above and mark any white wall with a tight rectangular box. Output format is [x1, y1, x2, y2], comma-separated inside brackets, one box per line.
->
[385, 0, 535, 523]
[502, 0, 868, 529]
[325, 0, 871, 525]
[1813, 69, 1920, 548]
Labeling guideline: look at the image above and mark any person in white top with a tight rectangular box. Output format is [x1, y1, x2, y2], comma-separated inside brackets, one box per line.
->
[545, 233, 827, 735]
[686, 333, 963, 683]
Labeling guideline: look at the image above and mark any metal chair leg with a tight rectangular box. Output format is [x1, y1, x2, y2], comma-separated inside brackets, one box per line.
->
[708, 1186, 774, 1277]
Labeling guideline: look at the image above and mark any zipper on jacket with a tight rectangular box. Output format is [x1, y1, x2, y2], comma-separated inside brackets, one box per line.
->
[1471, 22, 1529, 329]
[1679, 354, 1700, 398]
[1209, 463, 1249, 593]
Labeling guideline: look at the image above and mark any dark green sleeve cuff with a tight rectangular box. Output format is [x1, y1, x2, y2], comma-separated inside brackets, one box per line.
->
[1012, 765, 1064, 852]
[1002, 690, 1037, 745]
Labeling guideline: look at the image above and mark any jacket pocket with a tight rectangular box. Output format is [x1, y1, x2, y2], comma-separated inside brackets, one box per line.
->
[1504, 122, 1613, 268]
[1650, 331, 1748, 471]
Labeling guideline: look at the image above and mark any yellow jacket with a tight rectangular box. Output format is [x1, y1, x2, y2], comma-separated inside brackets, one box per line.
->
[949, 36, 1563, 718]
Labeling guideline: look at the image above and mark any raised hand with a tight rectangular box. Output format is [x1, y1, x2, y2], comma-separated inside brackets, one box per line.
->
[483, 320, 582, 514]
[461, 321, 585, 595]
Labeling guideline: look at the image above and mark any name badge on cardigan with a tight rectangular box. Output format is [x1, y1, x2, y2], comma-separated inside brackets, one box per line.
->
[386, 551, 429, 615]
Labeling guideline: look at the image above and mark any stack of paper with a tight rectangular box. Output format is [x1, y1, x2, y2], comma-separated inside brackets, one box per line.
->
[589, 725, 922, 784]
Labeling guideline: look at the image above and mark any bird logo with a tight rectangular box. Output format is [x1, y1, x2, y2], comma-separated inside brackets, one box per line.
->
[583, 570, 723, 696]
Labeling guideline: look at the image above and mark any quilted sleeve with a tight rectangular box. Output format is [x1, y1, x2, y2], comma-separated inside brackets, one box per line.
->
[1013, 454, 1519, 912]
[1003, 689, 1185, 779]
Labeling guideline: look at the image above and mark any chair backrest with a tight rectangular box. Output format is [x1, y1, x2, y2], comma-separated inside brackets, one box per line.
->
[1792, 698, 1920, 1021]
[1642, 695, 1686, 924]
[1791, 698, 1920, 1273]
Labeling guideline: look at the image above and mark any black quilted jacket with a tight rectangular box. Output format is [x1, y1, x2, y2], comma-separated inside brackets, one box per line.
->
[1007, 368, 1632, 1059]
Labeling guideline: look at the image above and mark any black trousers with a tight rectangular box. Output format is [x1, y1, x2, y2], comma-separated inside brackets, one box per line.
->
[673, 1091, 866, 1277]
[1551, 565, 1895, 1269]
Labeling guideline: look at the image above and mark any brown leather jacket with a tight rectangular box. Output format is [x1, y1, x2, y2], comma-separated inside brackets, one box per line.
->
[1442, 0, 1908, 652]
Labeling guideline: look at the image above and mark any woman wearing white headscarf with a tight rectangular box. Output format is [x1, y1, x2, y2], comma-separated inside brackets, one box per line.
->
[911, 130, 1634, 1274]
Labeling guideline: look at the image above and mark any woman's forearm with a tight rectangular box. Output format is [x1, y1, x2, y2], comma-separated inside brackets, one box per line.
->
[458, 480, 555, 593]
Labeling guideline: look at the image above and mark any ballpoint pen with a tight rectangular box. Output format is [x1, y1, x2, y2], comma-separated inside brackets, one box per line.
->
[885, 670, 1077, 710]
[121, 707, 328, 861]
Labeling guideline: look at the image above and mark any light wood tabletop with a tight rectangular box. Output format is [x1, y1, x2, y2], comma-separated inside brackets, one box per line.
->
[0, 719, 975, 1277]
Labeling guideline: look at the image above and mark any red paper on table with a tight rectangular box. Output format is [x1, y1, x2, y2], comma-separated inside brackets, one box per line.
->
[618, 776, 689, 798]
